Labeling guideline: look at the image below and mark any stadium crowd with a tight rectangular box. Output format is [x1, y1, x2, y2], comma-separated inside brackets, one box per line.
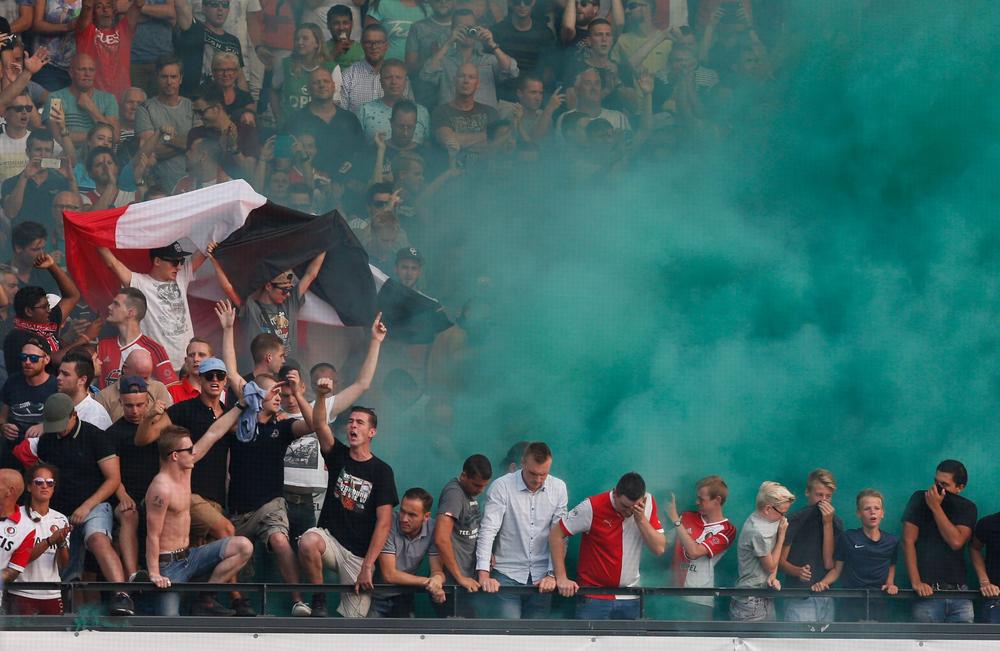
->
[0, 0, 992, 627]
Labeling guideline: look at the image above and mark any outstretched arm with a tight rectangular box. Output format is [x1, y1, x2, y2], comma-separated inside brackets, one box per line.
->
[329, 312, 387, 416]
[297, 250, 327, 298]
[192, 404, 242, 462]
[97, 246, 133, 285]
[312, 378, 335, 454]
[205, 241, 243, 306]
[215, 299, 246, 398]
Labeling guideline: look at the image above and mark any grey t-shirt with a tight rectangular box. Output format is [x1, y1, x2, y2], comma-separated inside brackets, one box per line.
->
[735, 511, 779, 589]
[436, 478, 481, 581]
[377, 516, 437, 598]
[238, 290, 304, 354]
[134, 96, 194, 192]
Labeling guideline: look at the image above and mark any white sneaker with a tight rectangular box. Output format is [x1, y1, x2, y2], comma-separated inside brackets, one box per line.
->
[291, 601, 312, 617]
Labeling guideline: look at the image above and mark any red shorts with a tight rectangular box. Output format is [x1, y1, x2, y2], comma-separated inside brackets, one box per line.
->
[9, 594, 63, 615]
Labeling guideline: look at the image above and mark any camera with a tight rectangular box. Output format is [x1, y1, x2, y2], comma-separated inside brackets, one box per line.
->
[465, 26, 480, 37]
[935, 482, 947, 495]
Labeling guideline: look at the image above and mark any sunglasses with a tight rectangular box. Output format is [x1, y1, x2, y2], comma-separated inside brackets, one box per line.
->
[171, 445, 195, 456]
[32, 478, 55, 487]
[202, 370, 227, 382]
[204, 1, 230, 6]
[20, 353, 45, 363]
[163, 259, 183, 266]
[31, 302, 50, 311]
[271, 285, 294, 295]
[7, 105, 31, 113]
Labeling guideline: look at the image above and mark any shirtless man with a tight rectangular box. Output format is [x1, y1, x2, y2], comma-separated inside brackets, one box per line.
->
[144, 404, 254, 616]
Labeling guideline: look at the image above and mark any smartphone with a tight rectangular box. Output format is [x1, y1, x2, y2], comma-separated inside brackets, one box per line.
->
[50, 97, 62, 114]
[40, 157, 61, 169]
[935, 482, 947, 495]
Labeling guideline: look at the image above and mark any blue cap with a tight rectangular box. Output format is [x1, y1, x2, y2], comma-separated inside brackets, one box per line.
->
[199, 357, 227, 375]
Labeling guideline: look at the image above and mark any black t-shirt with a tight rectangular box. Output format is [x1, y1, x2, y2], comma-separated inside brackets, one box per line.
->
[105, 418, 159, 503]
[1, 372, 58, 436]
[228, 417, 296, 514]
[3, 305, 64, 374]
[173, 21, 244, 95]
[975, 513, 1000, 585]
[492, 19, 555, 100]
[37, 420, 116, 515]
[902, 489, 978, 585]
[782, 504, 843, 586]
[318, 439, 398, 557]
[1, 171, 69, 226]
[295, 108, 365, 177]
[167, 397, 232, 505]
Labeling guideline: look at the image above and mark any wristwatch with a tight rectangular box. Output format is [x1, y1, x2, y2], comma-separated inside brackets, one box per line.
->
[673, 519, 682, 528]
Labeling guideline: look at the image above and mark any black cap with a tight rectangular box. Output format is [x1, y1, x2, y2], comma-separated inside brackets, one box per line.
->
[119, 375, 149, 394]
[150, 241, 192, 261]
[396, 246, 423, 264]
[22, 336, 52, 355]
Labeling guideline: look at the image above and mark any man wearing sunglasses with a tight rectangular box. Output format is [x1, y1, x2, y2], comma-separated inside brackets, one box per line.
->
[145, 401, 253, 615]
[209, 247, 326, 359]
[0, 338, 57, 467]
[730, 480, 794, 622]
[7, 463, 71, 615]
[98, 240, 212, 371]
[13, 393, 134, 615]
[0, 92, 34, 185]
[174, 0, 245, 97]
[611, 0, 672, 76]
[560, 0, 622, 47]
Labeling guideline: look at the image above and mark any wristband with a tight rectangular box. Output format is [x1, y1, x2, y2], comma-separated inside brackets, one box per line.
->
[236, 402, 248, 410]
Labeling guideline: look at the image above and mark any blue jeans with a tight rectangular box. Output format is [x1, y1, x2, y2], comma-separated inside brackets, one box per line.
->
[156, 538, 231, 616]
[490, 571, 551, 619]
[912, 597, 973, 623]
[783, 596, 834, 622]
[985, 599, 1000, 623]
[576, 597, 640, 620]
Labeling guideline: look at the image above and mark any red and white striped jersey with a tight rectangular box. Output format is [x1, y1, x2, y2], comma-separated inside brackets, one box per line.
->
[0, 505, 37, 605]
[561, 491, 663, 599]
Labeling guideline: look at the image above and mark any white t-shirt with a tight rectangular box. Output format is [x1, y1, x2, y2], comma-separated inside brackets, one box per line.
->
[75, 394, 113, 430]
[129, 263, 195, 370]
[282, 394, 340, 491]
[0, 130, 28, 185]
[10, 506, 69, 600]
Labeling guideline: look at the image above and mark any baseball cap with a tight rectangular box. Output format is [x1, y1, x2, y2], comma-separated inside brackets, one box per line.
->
[119, 375, 149, 394]
[396, 246, 423, 264]
[198, 357, 227, 375]
[150, 241, 192, 261]
[42, 393, 75, 434]
[22, 336, 52, 356]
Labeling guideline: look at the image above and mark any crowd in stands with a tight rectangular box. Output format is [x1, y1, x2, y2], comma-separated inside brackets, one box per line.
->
[0, 0, 992, 627]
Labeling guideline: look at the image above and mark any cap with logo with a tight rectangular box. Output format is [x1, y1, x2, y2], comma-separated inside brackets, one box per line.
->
[395, 246, 423, 264]
[150, 241, 193, 261]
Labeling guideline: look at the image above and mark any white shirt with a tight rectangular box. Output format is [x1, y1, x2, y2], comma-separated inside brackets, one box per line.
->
[0, 130, 28, 185]
[0, 505, 37, 607]
[475, 470, 568, 583]
[10, 505, 69, 600]
[129, 262, 195, 370]
[75, 394, 113, 430]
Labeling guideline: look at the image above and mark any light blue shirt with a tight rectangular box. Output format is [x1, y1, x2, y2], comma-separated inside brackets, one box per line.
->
[475, 469, 568, 584]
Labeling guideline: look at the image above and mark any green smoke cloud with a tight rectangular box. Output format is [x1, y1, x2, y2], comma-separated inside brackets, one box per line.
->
[383, 0, 1000, 610]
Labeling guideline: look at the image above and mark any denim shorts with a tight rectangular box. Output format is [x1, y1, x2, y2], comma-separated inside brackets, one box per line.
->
[159, 537, 231, 583]
[61, 502, 114, 582]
